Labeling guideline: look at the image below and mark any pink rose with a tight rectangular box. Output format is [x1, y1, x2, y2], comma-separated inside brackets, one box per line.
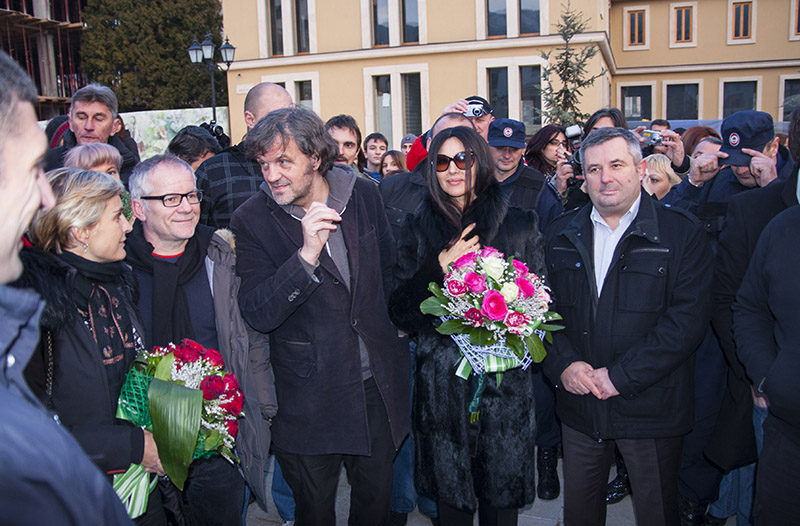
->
[225, 419, 239, 438]
[512, 259, 529, 277]
[515, 277, 536, 298]
[446, 279, 467, 296]
[506, 311, 531, 335]
[464, 307, 483, 327]
[480, 246, 503, 258]
[199, 375, 226, 400]
[463, 271, 487, 293]
[481, 290, 508, 321]
[220, 390, 244, 416]
[453, 252, 478, 270]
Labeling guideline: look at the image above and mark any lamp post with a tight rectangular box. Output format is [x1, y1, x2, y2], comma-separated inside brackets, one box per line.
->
[187, 32, 235, 125]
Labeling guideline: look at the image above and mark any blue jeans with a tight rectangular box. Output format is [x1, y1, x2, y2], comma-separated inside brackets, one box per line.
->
[707, 403, 768, 525]
[270, 456, 296, 522]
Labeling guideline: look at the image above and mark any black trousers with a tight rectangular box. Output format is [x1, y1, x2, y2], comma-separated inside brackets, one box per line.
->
[275, 378, 396, 526]
[561, 424, 684, 526]
[438, 499, 518, 526]
[754, 415, 800, 525]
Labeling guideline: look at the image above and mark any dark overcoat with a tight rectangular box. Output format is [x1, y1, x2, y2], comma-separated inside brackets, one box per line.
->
[389, 182, 545, 513]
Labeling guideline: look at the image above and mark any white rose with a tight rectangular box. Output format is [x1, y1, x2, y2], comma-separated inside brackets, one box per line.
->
[499, 282, 520, 303]
[482, 256, 506, 281]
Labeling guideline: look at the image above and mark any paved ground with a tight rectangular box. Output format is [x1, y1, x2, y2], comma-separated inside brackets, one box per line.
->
[244, 456, 740, 525]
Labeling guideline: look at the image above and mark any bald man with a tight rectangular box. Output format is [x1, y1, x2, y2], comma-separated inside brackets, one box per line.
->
[195, 82, 293, 228]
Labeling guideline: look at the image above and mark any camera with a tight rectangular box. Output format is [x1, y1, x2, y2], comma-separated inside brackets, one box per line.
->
[200, 121, 231, 149]
[641, 129, 663, 146]
[564, 124, 583, 178]
[464, 102, 489, 118]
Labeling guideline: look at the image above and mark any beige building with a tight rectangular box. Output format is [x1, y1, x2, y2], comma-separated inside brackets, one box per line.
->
[221, 0, 800, 144]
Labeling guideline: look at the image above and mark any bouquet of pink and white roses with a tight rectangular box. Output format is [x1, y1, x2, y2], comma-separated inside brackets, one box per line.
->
[420, 247, 563, 420]
[113, 339, 243, 517]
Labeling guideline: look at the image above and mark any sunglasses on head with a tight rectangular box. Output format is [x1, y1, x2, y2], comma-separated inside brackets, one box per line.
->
[435, 151, 474, 172]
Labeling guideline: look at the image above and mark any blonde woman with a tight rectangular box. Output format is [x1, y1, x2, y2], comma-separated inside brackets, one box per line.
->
[643, 153, 681, 200]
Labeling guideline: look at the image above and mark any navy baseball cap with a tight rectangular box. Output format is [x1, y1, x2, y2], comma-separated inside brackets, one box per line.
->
[488, 119, 526, 149]
[719, 110, 775, 166]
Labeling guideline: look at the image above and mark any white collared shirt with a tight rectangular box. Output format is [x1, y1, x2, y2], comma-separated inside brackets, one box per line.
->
[590, 194, 642, 296]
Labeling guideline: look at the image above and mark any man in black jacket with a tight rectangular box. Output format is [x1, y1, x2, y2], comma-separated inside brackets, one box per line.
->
[544, 127, 712, 526]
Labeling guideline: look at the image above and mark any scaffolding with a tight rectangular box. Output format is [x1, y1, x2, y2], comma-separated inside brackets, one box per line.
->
[1, 0, 87, 120]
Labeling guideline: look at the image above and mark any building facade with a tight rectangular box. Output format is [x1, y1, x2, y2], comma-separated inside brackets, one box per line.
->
[221, 0, 799, 144]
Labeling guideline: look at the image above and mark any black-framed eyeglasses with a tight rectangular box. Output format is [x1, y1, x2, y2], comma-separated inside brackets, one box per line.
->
[139, 191, 204, 207]
[435, 151, 474, 172]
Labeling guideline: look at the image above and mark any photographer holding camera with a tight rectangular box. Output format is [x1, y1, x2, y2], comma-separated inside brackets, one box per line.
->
[634, 119, 689, 178]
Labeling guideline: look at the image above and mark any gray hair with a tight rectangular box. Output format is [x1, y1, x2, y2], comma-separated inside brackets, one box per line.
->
[580, 126, 642, 167]
[0, 51, 37, 158]
[129, 154, 195, 200]
[70, 83, 119, 117]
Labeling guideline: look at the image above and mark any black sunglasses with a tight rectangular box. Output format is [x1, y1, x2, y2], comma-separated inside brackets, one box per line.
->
[435, 151, 474, 172]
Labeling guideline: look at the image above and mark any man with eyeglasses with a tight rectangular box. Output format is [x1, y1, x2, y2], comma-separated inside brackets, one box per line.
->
[125, 154, 269, 525]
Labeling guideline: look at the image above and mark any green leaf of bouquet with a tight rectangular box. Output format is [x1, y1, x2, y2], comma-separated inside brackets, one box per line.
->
[428, 282, 446, 300]
[525, 334, 547, 363]
[420, 296, 449, 316]
[148, 379, 203, 491]
[545, 331, 554, 344]
[539, 323, 566, 332]
[469, 327, 495, 346]
[506, 334, 526, 360]
[203, 429, 221, 451]
[436, 319, 467, 335]
[544, 311, 563, 321]
[153, 353, 175, 382]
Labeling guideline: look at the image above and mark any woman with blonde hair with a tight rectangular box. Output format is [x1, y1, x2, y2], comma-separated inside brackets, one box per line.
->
[13, 168, 166, 524]
[643, 153, 681, 200]
[64, 143, 133, 221]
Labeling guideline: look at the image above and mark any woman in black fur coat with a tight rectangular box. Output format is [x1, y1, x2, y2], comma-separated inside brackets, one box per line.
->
[389, 126, 546, 525]
[14, 168, 167, 524]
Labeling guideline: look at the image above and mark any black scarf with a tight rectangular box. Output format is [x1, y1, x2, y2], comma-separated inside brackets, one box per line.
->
[125, 221, 214, 348]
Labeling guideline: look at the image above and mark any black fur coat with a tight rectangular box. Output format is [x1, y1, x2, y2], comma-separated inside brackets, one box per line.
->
[389, 182, 546, 512]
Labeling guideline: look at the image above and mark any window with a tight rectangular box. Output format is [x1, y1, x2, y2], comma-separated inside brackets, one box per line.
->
[373, 0, 389, 46]
[295, 0, 310, 53]
[268, 0, 283, 56]
[722, 80, 757, 117]
[374, 75, 393, 144]
[488, 0, 507, 38]
[402, 73, 422, 136]
[792, 0, 800, 40]
[520, 66, 541, 126]
[488, 67, 509, 119]
[296, 80, 312, 110]
[782, 78, 800, 120]
[620, 86, 652, 121]
[675, 6, 692, 43]
[402, 0, 419, 44]
[732, 2, 752, 39]
[623, 6, 649, 50]
[520, 0, 540, 36]
[666, 84, 699, 120]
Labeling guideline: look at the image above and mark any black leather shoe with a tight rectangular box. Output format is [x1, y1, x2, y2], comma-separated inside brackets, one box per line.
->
[388, 511, 408, 526]
[537, 445, 560, 500]
[704, 513, 728, 526]
[678, 496, 707, 526]
[606, 473, 631, 504]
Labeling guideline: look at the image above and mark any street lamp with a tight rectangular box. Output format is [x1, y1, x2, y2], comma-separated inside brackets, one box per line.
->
[188, 31, 235, 125]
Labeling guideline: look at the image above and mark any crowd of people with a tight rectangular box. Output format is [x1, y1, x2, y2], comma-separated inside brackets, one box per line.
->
[2, 45, 800, 526]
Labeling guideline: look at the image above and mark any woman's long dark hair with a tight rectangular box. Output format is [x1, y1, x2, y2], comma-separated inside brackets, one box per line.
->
[524, 124, 566, 174]
[425, 126, 494, 232]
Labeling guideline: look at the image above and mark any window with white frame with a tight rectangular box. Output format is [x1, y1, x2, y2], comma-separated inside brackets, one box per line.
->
[791, 0, 800, 41]
[363, 65, 429, 148]
[519, 0, 540, 35]
[259, 0, 317, 57]
[623, 5, 649, 50]
[402, 0, 420, 43]
[670, 2, 697, 48]
[727, 0, 756, 45]
[476, 0, 547, 39]
[780, 76, 800, 121]
[665, 83, 700, 120]
[361, 0, 426, 48]
[620, 85, 653, 121]
[520, 65, 541, 127]
[477, 57, 546, 129]
[267, 0, 284, 56]
[295, 0, 310, 53]
[721, 79, 759, 118]
[488, 0, 507, 38]
[260, 73, 320, 115]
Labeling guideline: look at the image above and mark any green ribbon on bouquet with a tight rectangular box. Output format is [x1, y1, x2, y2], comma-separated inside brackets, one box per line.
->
[113, 464, 157, 518]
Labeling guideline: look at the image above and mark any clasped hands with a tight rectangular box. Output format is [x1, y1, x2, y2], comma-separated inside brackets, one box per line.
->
[561, 361, 620, 400]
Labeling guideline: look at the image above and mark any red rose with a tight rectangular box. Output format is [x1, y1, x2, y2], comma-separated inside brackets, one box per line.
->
[515, 277, 536, 298]
[222, 373, 240, 393]
[174, 344, 200, 364]
[204, 348, 225, 368]
[464, 271, 487, 294]
[446, 278, 467, 296]
[464, 307, 483, 327]
[225, 419, 239, 438]
[220, 390, 244, 416]
[199, 375, 226, 400]
[452, 252, 478, 270]
[481, 290, 508, 321]
[506, 311, 531, 335]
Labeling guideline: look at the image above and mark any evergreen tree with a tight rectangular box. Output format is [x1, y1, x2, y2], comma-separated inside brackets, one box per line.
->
[81, 0, 227, 113]
[539, 2, 604, 126]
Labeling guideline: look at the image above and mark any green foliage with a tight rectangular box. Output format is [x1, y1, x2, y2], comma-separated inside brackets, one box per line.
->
[81, 0, 228, 112]
[539, 2, 605, 125]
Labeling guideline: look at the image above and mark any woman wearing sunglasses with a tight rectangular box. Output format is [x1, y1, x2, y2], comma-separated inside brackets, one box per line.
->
[389, 126, 545, 525]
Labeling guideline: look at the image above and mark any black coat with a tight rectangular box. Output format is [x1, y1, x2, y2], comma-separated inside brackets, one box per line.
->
[389, 183, 545, 512]
[231, 169, 409, 455]
[543, 191, 713, 439]
[12, 249, 145, 473]
[708, 165, 799, 469]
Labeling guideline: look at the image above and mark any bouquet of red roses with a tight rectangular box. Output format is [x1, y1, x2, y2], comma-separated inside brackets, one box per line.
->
[113, 339, 243, 517]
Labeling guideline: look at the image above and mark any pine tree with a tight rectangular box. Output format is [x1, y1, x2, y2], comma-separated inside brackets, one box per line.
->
[539, 2, 604, 126]
[81, 0, 227, 113]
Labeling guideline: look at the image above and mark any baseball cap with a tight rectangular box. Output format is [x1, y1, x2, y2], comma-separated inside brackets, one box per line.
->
[487, 119, 526, 149]
[719, 110, 775, 166]
[400, 133, 417, 147]
[464, 96, 493, 118]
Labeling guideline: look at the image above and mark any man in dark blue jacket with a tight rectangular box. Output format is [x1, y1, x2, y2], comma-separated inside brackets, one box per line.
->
[544, 127, 712, 526]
